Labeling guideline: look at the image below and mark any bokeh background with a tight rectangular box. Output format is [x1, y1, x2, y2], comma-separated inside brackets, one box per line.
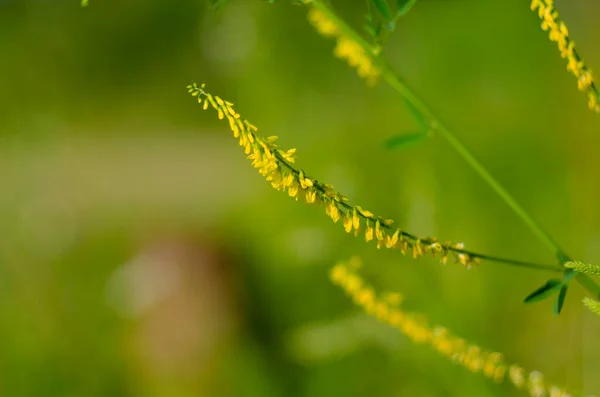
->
[1, 0, 600, 396]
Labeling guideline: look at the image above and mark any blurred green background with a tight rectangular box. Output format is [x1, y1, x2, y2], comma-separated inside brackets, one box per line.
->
[1, 0, 600, 396]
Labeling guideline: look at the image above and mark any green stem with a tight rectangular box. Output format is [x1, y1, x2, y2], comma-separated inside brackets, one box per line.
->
[275, 151, 560, 272]
[309, 0, 600, 297]
[576, 274, 600, 300]
[381, 64, 564, 258]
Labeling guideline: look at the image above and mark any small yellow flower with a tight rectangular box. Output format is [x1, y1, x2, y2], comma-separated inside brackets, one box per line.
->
[345, 274, 363, 294]
[375, 220, 384, 241]
[330, 264, 347, 283]
[343, 215, 353, 233]
[530, 0, 542, 11]
[578, 69, 595, 91]
[352, 208, 360, 231]
[354, 287, 375, 306]
[509, 366, 526, 388]
[365, 222, 374, 242]
[589, 92, 600, 112]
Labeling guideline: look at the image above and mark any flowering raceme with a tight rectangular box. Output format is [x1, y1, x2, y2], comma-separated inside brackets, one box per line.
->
[187, 83, 478, 268]
[331, 257, 574, 397]
[530, 0, 600, 113]
[307, 7, 380, 85]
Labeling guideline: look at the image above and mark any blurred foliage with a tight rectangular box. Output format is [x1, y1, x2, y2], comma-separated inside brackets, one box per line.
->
[1, 0, 600, 396]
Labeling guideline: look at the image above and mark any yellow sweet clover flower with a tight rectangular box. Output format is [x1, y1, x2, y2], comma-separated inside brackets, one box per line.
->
[331, 258, 574, 397]
[530, 0, 600, 113]
[188, 83, 479, 268]
[307, 7, 380, 86]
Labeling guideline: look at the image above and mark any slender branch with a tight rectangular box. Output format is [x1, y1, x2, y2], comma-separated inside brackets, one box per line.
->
[275, 151, 560, 273]
[308, 0, 600, 298]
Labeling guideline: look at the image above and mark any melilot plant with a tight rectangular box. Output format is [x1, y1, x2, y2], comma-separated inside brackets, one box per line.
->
[84, 0, 600, 395]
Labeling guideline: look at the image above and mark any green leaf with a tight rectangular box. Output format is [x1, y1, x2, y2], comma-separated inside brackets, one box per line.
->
[383, 132, 428, 149]
[563, 267, 578, 283]
[396, 0, 417, 16]
[553, 285, 568, 315]
[372, 0, 393, 22]
[524, 279, 562, 304]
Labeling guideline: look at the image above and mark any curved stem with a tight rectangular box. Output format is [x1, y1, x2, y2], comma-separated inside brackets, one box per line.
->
[379, 62, 566, 261]
[275, 152, 561, 273]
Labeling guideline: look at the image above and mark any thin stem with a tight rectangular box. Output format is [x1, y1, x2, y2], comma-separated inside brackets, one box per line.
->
[380, 63, 566, 260]
[308, 0, 600, 297]
[275, 151, 561, 273]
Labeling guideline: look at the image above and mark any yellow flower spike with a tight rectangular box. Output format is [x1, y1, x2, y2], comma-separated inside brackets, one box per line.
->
[307, 7, 339, 37]
[529, 0, 600, 113]
[307, 7, 380, 85]
[329, 259, 571, 397]
[190, 84, 484, 266]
